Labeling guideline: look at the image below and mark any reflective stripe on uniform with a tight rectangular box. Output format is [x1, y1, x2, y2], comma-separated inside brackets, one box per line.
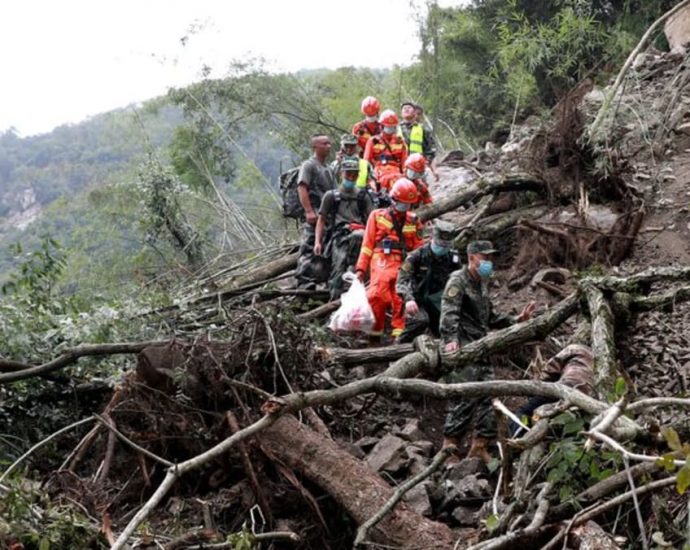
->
[402, 223, 417, 233]
[375, 216, 394, 229]
[357, 159, 369, 187]
[361, 245, 373, 256]
[409, 124, 424, 153]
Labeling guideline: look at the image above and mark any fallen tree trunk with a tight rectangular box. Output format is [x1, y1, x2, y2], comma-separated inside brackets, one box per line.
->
[582, 266, 690, 292]
[584, 285, 618, 397]
[318, 343, 414, 365]
[416, 173, 546, 222]
[258, 415, 457, 549]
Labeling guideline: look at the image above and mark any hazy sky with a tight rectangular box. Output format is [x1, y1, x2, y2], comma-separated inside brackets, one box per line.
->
[1, 0, 464, 137]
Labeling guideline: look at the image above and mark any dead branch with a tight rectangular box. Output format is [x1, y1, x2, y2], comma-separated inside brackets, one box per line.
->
[226, 412, 272, 522]
[583, 266, 690, 293]
[318, 343, 414, 365]
[353, 446, 455, 547]
[541, 476, 677, 550]
[548, 462, 659, 521]
[629, 285, 690, 312]
[584, 285, 618, 396]
[0, 416, 95, 484]
[416, 173, 546, 222]
[0, 341, 166, 384]
[296, 299, 340, 322]
[94, 414, 173, 468]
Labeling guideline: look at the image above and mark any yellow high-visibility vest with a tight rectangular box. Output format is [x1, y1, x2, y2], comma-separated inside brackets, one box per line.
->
[356, 158, 369, 188]
[399, 123, 424, 154]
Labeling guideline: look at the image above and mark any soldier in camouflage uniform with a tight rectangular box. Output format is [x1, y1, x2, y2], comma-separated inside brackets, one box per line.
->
[395, 221, 460, 343]
[314, 158, 375, 299]
[440, 240, 536, 462]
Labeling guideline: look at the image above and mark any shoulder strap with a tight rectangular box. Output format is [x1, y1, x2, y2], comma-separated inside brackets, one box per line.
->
[387, 208, 406, 251]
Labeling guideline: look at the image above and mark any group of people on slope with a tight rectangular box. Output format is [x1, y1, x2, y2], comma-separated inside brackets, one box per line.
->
[291, 95, 593, 464]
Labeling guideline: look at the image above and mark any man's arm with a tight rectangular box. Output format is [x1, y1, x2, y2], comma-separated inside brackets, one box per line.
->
[488, 300, 516, 329]
[440, 276, 465, 348]
[396, 253, 419, 303]
[298, 184, 317, 226]
[363, 137, 375, 163]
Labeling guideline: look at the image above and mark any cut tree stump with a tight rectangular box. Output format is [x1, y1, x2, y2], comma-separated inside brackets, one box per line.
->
[258, 415, 457, 549]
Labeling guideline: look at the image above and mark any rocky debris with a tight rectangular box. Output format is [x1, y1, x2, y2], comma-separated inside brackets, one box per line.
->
[445, 457, 487, 480]
[394, 418, 426, 442]
[365, 434, 408, 473]
[452, 505, 480, 526]
[665, 5, 690, 50]
[402, 482, 433, 517]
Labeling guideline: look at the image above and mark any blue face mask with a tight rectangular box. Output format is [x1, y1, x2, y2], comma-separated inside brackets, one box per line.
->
[392, 200, 409, 213]
[383, 126, 396, 135]
[478, 260, 494, 278]
[406, 169, 424, 180]
[431, 243, 448, 256]
[341, 179, 356, 190]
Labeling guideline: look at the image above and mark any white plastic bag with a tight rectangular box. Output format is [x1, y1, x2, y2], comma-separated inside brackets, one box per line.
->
[328, 276, 375, 334]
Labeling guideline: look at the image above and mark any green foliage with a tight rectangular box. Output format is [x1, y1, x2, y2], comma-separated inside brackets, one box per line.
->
[0, 477, 103, 548]
[545, 411, 621, 501]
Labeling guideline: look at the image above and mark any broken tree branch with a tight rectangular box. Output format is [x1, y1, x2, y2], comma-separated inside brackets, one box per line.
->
[353, 446, 455, 547]
[0, 341, 166, 384]
[0, 416, 95, 484]
[584, 284, 618, 396]
[416, 173, 546, 222]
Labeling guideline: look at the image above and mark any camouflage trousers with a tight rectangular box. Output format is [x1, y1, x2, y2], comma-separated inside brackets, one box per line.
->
[327, 228, 364, 300]
[295, 224, 328, 287]
[443, 364, 497, 440]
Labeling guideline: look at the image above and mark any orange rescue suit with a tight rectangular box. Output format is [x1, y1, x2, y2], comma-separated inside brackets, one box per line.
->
[352, 119, 382, 156]
[364, 134, 408, 192]
[356, 207, 424, 337]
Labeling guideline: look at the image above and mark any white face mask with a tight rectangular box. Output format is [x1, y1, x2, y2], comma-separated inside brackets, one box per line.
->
[365, 116, 378, 123]
[406, 169, 424, 180]
[383, 126, 396, 135]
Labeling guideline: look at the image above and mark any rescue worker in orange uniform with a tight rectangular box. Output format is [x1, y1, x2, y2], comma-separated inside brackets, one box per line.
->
[352, 96, 382, 155]
[404, 153, 432, 208]
[364, 110, 408, 194]
[355, 178, 424, 340]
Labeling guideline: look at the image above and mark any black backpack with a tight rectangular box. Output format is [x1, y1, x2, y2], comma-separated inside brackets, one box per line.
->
[279, 167, 304, 220]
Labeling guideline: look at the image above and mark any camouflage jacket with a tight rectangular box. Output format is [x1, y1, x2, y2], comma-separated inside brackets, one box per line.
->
[396, 244, 461, 304]
[440, 266, 515, 346]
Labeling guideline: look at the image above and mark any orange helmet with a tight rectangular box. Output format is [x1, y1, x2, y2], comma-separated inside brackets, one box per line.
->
[390, 178, 418, 204]
[379, 109, 399, 127]
[405, 153, 427, 173]
[361, 96, 380, 117]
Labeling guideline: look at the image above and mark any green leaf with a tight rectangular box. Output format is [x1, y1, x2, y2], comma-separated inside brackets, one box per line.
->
[487, 457, 501, 473]
[677, 463, 690, 495]
[656, 453, 678, 472]
[614, 377, 626, 397]
[662, 427, 682, 452]
[39, 539, 50, 550]
[485, 513, 500, 532]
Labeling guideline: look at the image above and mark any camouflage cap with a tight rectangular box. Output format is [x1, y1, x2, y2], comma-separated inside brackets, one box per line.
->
[432, 220, 457, 247]
[467, 240, 497, 255]
[341, 158, 360, 172]
[341, 133, 359, 146]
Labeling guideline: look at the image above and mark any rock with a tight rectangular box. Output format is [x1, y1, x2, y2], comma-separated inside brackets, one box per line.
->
[395, 418, 426, 442]
[450, 474, 492, 499]
[409, 440, 434, 456]
[445, 457, 487, 480]
[403, 482, 433, 517]
[452, 505, 479, 526]
[355, 436, 380, 452]
[406, 446, 430, 475]
[665, 5, 690, 50]
[675, 122, 690, 136]
[365, 434, 408, 473]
